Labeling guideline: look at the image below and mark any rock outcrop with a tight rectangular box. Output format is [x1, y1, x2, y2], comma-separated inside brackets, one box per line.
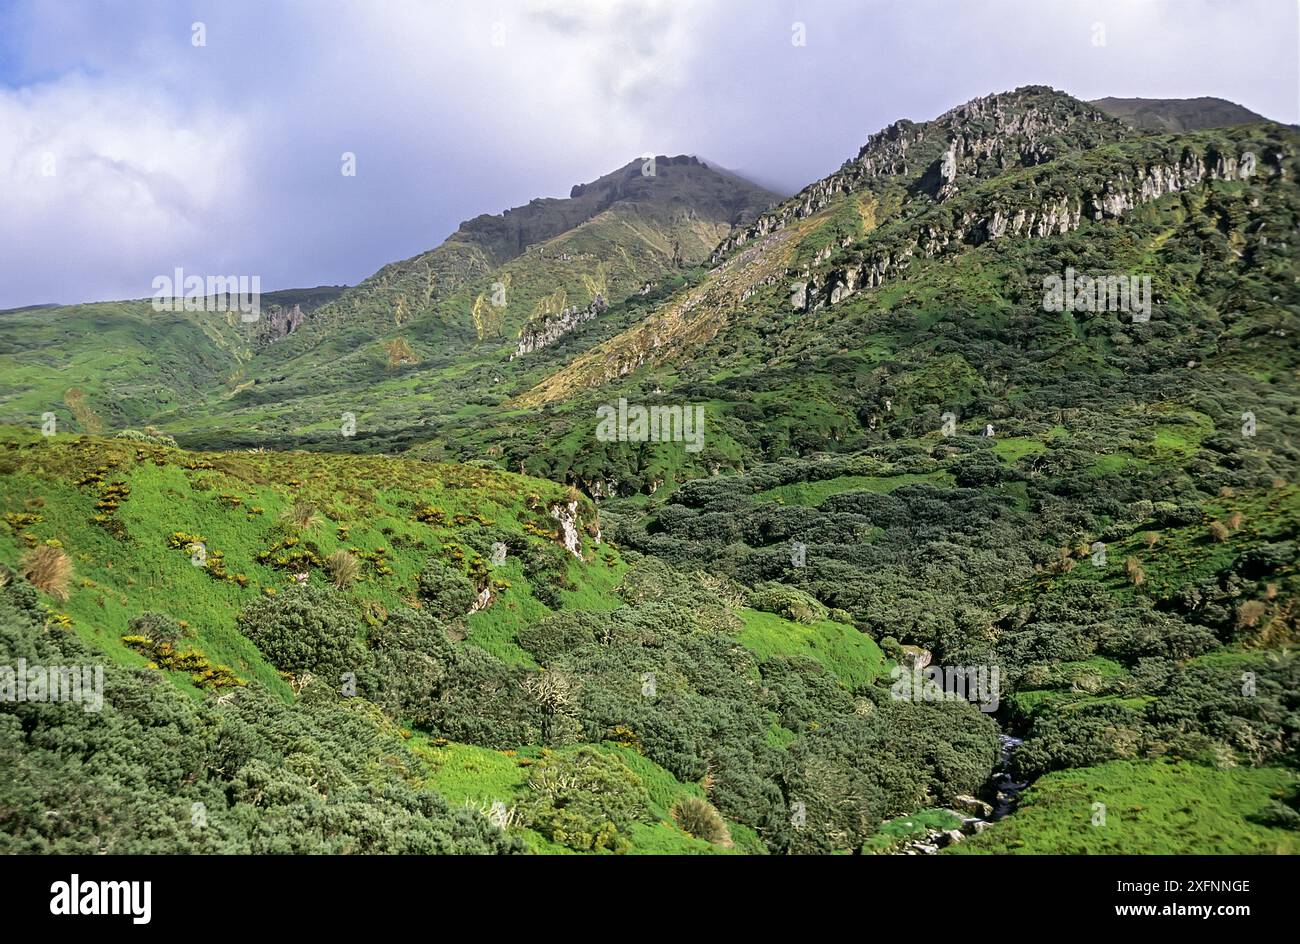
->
[260, 303, 307, 341]
[550, 500, 584, 558]
[793, 136, 1283, 312]
[712, 86, 1131, 263]
[513, 295, 607, 358]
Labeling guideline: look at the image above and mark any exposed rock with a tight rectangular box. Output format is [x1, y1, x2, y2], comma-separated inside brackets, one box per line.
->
[260, 303, 307, 342]
[899, 645, 932, 670]
[711, 86, 1130, 264]
[801, 138, 1283, 313]
[468, 586, 495, 614]
[953, 795, 994, 818]
[550, 500, 583, 558]
[789, 281, 809, 311]
[585, 478, 621, 499]
[940, 144, 958, 183]
[513, 295, 607, 357]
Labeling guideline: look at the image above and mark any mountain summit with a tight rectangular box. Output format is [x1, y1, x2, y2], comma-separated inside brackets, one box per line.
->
[450, 154, 778, 270]
[0, 155, 778, 445]
[505, 82, 1295, 492]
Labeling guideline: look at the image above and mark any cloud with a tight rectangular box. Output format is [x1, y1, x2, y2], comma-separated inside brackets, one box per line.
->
[0, 72, 254, 305]
[0, 0, 1295, 309]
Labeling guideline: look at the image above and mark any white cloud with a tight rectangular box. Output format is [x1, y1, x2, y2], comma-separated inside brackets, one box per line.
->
[0, 73, 254, 305]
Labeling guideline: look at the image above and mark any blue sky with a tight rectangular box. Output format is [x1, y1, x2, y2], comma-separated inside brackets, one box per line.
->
[0, 0, 1296, 309]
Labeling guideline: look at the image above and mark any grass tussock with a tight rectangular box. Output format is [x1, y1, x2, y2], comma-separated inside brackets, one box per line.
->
[20, 545, 73, 601]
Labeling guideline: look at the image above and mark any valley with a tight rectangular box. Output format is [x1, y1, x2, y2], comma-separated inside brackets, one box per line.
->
[2, 85, 1297, 856]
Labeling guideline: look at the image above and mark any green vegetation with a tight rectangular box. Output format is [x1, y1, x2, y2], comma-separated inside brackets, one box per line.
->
[3, 86, 1298, 855]
[953, 761, 1298, 854]
[0, 432, 942, 854]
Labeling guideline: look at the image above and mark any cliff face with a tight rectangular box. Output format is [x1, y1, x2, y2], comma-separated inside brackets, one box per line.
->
[259, 302, 307, 341]
[517, 88, 1296, 411]
[797, 134, 1286, 312]
[512, 295, 608, 357]
[712, 87, 1130, 263]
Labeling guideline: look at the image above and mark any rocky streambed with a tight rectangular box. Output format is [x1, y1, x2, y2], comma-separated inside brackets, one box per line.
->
[892, 734, 1027, 854]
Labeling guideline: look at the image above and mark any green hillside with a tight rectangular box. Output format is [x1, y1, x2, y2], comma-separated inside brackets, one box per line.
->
[1, 428, 949, 854]
[2, 85, 1297, 855]
[0, 156, 777, 456]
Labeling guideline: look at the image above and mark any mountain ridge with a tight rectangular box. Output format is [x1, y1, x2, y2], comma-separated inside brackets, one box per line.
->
[1091, 95, 1272, 132]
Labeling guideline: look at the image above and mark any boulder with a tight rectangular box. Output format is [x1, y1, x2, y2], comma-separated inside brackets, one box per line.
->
[899, 645, 932, 670]
[953, 795, 993, 818]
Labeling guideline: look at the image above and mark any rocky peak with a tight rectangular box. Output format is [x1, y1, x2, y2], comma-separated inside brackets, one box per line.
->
[792, 127, 1288, 313]
[711, 87, 1128, 262]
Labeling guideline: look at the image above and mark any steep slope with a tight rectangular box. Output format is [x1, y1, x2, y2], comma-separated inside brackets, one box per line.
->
[4, 83, 1297, 856]
[0, 159, 775, 452]
[451, 87, 1300, 855]
[142, 157, 778, 451]
[0, 286, 344, 433]
[515, 87, 1136, 406]
[0, 427, 908, 855]
[0, 300, 254, 432]
[495, 87, 1297, 496]
[1092, 96, 1271, 133]
[258, 154, 776, 348]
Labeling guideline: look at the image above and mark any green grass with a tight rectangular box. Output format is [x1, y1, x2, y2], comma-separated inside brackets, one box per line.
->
[0, 427, 605, 694]
[412, 737, 740, 854]
[754, 471, 953, 507]
[1055, 483, 1299, 601]
[0, 428, 771, 855]
[953, 760, 1299, 854]
[990, 437, 1047, 463]
[735, 608, 884, 690]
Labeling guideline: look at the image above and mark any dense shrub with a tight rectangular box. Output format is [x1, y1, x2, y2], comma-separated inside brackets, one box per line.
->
[0, 575, 521, 854]
[516, 610, 612, 664]
[518, 748, 649, 853]
[364, 608, 454, 723]
[416, 559, 478, 620]
[782, 695, 998, 853]
[421, 644, 539, 747]
[748, 582, 828, 624]
[235, 586, 365, 680]
[127, 611, 186, 646]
